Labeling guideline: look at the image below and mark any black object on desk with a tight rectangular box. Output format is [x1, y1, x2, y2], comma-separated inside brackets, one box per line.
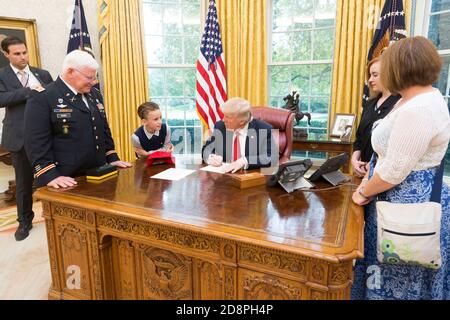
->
[267, 159, 313, 193]
[308, 153, 349, 186]
[86, 164, 118, 181]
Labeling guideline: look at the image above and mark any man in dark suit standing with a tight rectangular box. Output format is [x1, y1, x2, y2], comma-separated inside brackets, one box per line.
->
[202, 97, 277, 173]
[0, 36, 53, 241]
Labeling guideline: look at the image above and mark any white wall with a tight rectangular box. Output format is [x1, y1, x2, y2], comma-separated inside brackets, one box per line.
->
[0, 0, 100, 142]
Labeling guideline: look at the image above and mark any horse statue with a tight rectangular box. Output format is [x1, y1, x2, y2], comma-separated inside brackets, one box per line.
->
[282, 91, 311, 126]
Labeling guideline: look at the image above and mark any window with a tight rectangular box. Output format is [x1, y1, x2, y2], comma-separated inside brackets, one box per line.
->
[268, 0, 337, 142]
[142, 0, 203, 154]
[418, 0, 450, 175]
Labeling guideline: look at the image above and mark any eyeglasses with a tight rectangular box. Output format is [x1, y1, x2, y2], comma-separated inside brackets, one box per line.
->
[73, 68, 98, 83]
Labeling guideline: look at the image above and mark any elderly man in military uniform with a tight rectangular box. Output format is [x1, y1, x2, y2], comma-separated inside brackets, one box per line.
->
[24, 50, 131, 194]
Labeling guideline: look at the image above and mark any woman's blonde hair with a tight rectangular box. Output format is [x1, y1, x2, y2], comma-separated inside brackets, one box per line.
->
[380, 36, 442, 94]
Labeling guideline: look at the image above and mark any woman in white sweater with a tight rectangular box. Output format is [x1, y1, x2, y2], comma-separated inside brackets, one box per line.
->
[351, 36, 450, 300]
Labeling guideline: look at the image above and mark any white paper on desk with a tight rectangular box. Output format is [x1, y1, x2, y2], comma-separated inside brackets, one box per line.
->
[200, 164, 230, 174]
[151, 168, 196, 181]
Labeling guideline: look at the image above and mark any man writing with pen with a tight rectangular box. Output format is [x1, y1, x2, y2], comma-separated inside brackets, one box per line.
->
[202, 97, 276, 173]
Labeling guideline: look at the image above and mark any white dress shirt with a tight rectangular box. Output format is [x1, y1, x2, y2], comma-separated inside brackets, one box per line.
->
[11, 64, 41, 89]
[60, 77, 90, 110]
[232, 120, 251, 169]
[131, 124, 172, 157]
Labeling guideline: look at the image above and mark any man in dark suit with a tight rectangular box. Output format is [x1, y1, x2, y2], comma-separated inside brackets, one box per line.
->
[24, 50, 131, 193]
[0, 36, 53, 241]
[202, 97, 277, 173]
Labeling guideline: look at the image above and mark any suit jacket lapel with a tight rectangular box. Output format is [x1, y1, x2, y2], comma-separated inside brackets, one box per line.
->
[245, 120, 256, 158]
[225, 127, 233, 163]
[29, 67, 44, 86]
[6, 65, 24, 89]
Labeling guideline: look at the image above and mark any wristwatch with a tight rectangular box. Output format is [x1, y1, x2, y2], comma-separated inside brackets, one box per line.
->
[358, 186, 369, 199]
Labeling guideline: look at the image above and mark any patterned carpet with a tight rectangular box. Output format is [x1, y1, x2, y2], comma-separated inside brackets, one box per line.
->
[0, 201, 44, 232]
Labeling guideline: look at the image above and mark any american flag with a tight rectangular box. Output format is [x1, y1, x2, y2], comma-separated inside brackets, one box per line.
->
[67, 0, 94, 54]
[67, 0, 99, 88]
[196, 0, 227, 132]
[363, 0, 407, 103]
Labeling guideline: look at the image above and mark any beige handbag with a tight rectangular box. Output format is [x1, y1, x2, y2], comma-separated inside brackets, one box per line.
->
[376, 161, 444, 270]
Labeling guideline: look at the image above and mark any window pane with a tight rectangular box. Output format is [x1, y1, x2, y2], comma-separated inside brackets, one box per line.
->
[186, 105, 201, 127]
[145, 35, 163, 64]
[184, 37, 199, 64]
[292, 0, 314, 29]
[183, 3, 200, 36]
[270, 0, 336, 131]
[310, 96, 329, 114]
[167, 98, 188, 122]
[163, 36, 183, 64]
[270, 66, 292, 97]
[291, 31, 312, 61]
[272, 33, 291, 62]
[311, 64, 332, 95]
[270, 96, 284, 108]
[149, 68, 165, 97]
[291, 64, 311, 96]
[431, 0, 450, 12]
[165, 69, 184, 96]
[313, 29, 334, 60]
[315, 0, 336, 27]
[428, 12, 450, 50]
[163, 6, 182, 35]
[273, 0, 294, 32]
[143, 0, 201, 154]
[309, 113, 328, 129]
[434, 55, 449, 95]
[143, 3, 163, 35]
[183, 69, 196, 97]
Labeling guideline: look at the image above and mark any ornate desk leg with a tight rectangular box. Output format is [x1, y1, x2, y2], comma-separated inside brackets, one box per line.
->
[42, 201, 63, 300]
[43, 203, 105, 300]
[307, 261, 353, 300]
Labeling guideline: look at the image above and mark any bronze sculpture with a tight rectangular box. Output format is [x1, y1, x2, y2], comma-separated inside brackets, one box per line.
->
[282, 91, 311, 138]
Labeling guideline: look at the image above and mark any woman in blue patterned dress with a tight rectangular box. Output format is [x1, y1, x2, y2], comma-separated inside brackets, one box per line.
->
[351, 36, 450, 300]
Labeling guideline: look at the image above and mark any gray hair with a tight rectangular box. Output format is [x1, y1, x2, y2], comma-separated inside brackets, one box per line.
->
[222, 97, 251, 121]
[62, 50, 99, 73]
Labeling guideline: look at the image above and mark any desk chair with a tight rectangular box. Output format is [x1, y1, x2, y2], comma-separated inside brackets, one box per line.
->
[251, 107, 295, 164]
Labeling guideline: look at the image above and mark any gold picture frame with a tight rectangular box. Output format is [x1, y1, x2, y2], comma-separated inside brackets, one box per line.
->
[0, 16, 41, 68]
[330, 113, 356, 138]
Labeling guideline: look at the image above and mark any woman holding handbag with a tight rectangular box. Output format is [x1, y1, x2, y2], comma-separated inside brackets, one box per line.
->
[351, 36, 450, 300]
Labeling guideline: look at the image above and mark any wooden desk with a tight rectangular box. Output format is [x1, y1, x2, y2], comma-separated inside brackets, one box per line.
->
[293, 136, 353, 173]
[35, 159, 364, 300]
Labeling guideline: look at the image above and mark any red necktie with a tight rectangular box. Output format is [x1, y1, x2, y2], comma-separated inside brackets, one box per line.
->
[233, 132, 241, 161]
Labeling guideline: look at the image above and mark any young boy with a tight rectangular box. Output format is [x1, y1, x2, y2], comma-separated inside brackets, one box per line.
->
[131, 102, 173, 158]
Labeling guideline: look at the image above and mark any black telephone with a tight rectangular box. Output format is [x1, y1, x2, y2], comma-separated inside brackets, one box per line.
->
[267, 159, 313, 192]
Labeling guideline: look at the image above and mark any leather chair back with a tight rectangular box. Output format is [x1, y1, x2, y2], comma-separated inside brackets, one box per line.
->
[251, 107, 294, 164]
